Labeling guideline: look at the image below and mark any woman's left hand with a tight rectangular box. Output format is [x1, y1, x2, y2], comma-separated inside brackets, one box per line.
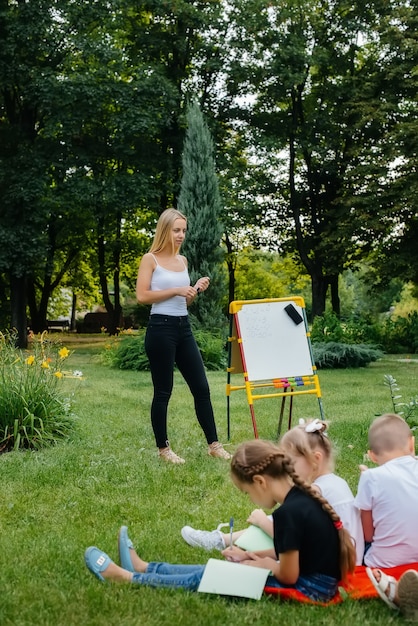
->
[194, 276, 210, 293]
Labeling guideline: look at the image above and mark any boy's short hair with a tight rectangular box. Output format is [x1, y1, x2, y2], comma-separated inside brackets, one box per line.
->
[368, 413, 412, 455]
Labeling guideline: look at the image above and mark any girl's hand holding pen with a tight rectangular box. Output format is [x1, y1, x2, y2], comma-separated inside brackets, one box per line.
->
[221, 545, 247, 563]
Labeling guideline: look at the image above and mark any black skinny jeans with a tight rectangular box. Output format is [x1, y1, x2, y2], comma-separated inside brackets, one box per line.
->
[144, 314, 219, 449]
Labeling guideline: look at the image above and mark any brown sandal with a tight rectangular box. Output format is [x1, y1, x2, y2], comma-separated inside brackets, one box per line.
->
[208, 442, 232, 460]
[158, 447, 185, 464]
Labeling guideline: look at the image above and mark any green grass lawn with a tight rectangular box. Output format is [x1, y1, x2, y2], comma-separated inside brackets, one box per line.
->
[0, 338, 417, 625]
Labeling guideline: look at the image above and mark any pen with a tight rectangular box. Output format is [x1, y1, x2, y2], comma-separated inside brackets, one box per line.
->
[229, 516, 234, 549]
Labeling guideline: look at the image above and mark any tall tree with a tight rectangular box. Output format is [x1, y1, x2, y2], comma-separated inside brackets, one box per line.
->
[0, 0, 179, 340]
[178, 101, 225, 329]
[0, 0, 66, 344]
[221, 0, 417, 319]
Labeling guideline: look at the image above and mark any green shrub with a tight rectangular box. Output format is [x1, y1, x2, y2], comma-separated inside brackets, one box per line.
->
[310, 311, 382, 346]
[312, 342, 384, 369]
[192, 329, 227, 370]
[311, 310, 418, 353]
[310, 312, 346, 343]
[379, 312, 418, 353]
[0, 331, 80, 452]
[99, 332, 150, 371]
[99, 329, 226, 371]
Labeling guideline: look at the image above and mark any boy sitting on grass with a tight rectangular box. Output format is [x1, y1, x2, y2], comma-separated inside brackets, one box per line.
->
[355, 413, 418, 617]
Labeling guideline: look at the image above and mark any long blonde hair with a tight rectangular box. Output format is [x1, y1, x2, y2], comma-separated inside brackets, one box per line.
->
[231, 439, 356, 581]
[149, 208, 187, 255]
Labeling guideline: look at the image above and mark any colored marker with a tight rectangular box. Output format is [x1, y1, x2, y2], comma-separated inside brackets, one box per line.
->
[229, 516, 234, 549]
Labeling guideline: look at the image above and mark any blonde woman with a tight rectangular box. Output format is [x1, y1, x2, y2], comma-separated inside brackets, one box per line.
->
[136, 208, 230, 464]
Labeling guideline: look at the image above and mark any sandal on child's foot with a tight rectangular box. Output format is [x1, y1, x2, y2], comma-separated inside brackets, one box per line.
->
[366, 567, 399, 610]
[158, 447, 185, 464]
[208, 442, 232, 460]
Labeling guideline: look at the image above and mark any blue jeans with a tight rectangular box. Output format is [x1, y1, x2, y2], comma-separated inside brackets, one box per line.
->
[132, 562, 205, 590]
[144, 315, 218, 448]
[265, 572, 339, 602]
[132, 564, 338, 601]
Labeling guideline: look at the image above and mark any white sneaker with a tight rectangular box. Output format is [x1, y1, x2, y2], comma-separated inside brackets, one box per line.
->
[181, 525, 226, 550]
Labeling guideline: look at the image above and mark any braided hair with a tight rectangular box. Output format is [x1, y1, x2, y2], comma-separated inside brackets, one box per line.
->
[231, 439, 356, 581]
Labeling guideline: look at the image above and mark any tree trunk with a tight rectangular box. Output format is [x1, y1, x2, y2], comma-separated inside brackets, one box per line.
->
[311, 273, 328, 321]
[108, 210, 122, 335]
[329, 275, 340, 316]
[26, 279, 49, 333]
[10, 274, 28, 348]
[70, 291, 77, 331]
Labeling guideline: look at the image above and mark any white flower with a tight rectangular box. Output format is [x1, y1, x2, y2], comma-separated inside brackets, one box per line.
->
[73, 370, 83, 377]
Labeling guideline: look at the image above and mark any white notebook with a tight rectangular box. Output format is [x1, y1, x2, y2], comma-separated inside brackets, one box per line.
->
[197, 558, 270, 600]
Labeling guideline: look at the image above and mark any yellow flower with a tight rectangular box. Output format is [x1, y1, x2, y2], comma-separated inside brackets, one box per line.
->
[59, 347, 70, 359]
[26, 355, 35, 365]
[54, 371, 63, 378]
[41, 361, 49, 369]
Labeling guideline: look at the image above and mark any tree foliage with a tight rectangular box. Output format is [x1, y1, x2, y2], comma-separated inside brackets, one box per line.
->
[178, 101, 226, 329]
[0, 0, 417, 343]
[219, 0, 418, 319]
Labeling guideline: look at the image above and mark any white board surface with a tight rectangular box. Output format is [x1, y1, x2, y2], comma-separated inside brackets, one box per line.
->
[234, 300, 313, 381]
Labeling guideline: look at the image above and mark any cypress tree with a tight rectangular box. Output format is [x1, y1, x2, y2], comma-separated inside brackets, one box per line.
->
[178, 102, 226, 330]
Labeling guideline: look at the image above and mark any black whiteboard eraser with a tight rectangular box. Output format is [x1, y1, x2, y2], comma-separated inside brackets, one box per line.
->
[284, 304, 303, 325]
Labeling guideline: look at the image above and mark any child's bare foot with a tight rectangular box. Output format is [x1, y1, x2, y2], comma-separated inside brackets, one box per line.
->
[102, 560, 133, 582]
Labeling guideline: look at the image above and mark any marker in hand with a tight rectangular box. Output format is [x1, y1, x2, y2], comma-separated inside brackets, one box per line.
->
[229, 517, 234, 549]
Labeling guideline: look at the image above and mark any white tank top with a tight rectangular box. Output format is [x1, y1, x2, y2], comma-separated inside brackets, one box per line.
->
[150, 254, 190, 316]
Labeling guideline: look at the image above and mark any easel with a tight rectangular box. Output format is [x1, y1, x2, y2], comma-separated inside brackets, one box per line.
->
[226, 297, 324, 439]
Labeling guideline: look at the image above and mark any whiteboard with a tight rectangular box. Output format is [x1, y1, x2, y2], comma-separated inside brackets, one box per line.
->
[231, 299, 314, 381]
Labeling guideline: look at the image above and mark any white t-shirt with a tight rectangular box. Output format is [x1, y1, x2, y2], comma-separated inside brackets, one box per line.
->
[315, 473, 365, 565]
[354, 455, 418, 567]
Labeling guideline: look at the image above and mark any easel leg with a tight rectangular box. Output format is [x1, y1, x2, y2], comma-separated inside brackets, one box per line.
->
[249, 404, 259, 438]
[287, 395, 294, 431]
[227, 396, 230, 441]
[277, 390, 287, 438]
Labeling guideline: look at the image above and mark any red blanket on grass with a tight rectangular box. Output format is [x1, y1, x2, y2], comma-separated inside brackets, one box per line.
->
[264, 562, 418, 605]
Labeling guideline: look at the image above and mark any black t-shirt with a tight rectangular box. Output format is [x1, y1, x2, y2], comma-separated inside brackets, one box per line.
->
[273, 486, 341, 580]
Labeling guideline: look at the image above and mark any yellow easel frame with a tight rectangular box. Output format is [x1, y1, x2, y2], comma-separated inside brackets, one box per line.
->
[226, 297, 324, 438]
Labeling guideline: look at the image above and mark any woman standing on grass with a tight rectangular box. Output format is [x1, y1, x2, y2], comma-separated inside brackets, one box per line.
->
[136, 208, 230, 464]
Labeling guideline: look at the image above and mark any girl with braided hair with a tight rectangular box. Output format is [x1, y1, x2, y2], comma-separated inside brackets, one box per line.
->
[84, 439, 355, 602]
[224, 439, 356, 601]
[181, 419, 364, 565]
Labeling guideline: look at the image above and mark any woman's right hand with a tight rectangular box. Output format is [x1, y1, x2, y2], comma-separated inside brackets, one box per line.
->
[178, 285, 198, 298]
